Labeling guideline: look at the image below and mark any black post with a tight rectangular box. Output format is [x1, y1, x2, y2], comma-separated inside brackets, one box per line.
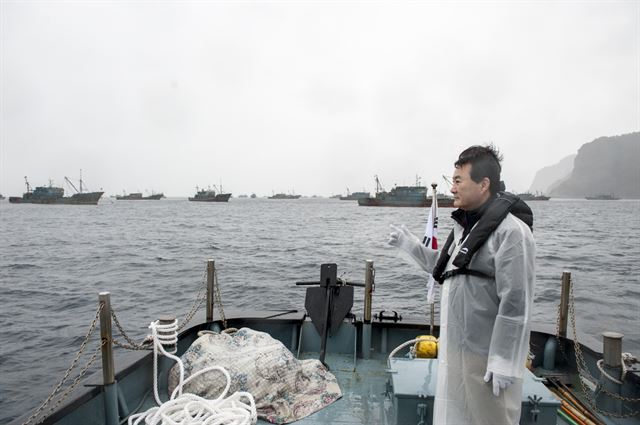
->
[318, 264, 337, 366]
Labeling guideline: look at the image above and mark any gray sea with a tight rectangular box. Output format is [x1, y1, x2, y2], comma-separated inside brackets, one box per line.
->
[1, 197, 639, 423]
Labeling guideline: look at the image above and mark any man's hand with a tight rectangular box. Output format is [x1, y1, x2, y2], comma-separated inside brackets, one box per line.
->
[388, 224, 432, 272]
[483, 371, 514, 397]
[388, 224, 416, 248]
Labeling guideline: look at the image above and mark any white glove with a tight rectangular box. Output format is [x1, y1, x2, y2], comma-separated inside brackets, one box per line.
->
[483, 371, 514, 397]
[388, 224, 430, 272]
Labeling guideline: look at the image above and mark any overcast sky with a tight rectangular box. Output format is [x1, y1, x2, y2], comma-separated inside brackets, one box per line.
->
[1, 1, 638, 197]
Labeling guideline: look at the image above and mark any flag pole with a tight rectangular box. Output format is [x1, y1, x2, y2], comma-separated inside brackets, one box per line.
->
[429, 182, 438, 335]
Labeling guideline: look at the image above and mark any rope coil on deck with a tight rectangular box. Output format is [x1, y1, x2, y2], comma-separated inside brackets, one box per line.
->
[111, 269, 209, 351]
[596, 353, 638, 385]
[127, 319, 257, 425]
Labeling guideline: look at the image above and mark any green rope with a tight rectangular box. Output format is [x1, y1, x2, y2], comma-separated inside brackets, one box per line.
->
[558, 408, 579, 425]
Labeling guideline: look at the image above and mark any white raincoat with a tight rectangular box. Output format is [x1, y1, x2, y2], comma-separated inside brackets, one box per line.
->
[397, 212, 535, 425]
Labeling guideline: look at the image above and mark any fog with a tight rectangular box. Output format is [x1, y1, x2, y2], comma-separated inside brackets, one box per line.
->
[1, 1, 637, 197]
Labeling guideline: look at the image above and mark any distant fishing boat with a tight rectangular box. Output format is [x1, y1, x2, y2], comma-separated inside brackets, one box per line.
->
[268, 193, 301, 199]
[116, 192, 164, 200]
[339, 188, 371, 201]
[250, 193, 257, 199]
[0, 193, 5, 200]
[358, 175, 454, 207]
[517, 192, 551, 201]
[188, 186, 231, 202]
[9, 174, 103, 205]
[585, 194, 620, 200]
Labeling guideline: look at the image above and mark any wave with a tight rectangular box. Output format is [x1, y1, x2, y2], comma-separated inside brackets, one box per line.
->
[4, 263, 41, 269]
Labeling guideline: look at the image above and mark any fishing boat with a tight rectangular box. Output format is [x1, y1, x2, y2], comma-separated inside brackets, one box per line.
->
[8, 175, 103, 205]
[268, 193, 301, 199]
[10, 261, 639, 425]
[0, 193, 5, 200]
[585, 195, 620, 201]
[358, 176, 455, 208]
[339, 189, 371, 201]
[518, 192, 551, 201]
[116, 192, 164, 200]
[188, 186, 231, 202]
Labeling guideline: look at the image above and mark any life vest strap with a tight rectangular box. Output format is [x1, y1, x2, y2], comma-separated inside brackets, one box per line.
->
[439, 268, 494, 281]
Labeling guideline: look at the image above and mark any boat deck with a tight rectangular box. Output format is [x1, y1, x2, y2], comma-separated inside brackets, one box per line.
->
[262, 352, 391, 425]
[127, 350, 567, 425]
[128, 352, 393, 424]
[13, 311, 635, 425]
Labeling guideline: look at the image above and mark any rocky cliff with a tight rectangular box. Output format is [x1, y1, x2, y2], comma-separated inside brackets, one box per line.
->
[528, 154, 575, 194]
[548, 132, 640, 199]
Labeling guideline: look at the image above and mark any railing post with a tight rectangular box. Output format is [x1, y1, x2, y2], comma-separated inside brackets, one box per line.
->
[598, 332, 624, 415]
[363, 260, 374, 359]
[99, 292, 115, 384]
[558, 271, 571, 338]
[603, 332, 623, 367]
[99, 292, 118, 425]
[364, 260, 374, 323]
[206, 259, 215, 322]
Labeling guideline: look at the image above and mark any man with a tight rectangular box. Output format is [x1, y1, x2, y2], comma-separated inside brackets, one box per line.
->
[389, 145, 535, 425]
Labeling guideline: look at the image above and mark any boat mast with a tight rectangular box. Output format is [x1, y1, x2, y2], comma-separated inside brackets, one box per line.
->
[374, 175, 384, 194]
[64, 176, 80, 193]
[79, 169, 83, 193]
[441, 174, 453, 189]
[24, 176, 32, 193]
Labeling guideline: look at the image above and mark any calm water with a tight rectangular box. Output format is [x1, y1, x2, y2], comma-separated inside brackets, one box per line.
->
[1, 197, 639, 422]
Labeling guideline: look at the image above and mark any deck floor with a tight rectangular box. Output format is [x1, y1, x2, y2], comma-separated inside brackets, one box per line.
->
[127, 352, 573, 425]
[264, 352, 393, 424]
[128, 352, 393, 425]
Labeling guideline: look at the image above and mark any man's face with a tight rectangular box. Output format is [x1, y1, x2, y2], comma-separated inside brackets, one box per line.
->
[450, 163, 489, 210]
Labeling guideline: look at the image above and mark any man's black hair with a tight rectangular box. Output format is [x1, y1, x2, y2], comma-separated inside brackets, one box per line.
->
[454, 144, 503, 194]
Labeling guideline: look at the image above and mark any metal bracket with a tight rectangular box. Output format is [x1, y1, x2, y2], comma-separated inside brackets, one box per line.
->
[528, 394, 542, 422]
[384, 379, 393, 398]
[416, 403, 428, 425]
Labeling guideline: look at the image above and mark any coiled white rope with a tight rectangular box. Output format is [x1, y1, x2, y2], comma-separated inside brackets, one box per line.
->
[128, 320, 257, 425]
[596, 352, 638, 385]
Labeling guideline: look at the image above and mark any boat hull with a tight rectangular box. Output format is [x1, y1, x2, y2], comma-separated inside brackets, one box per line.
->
[358, 197, 455, 207]
[339, 192, 371, 201]
[518, 195, 550, 201]
[116, 194, 164, 200]
[188, 193, 231, 202]
[9, 192, 104, 205]
[268, 194, 301, 199]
